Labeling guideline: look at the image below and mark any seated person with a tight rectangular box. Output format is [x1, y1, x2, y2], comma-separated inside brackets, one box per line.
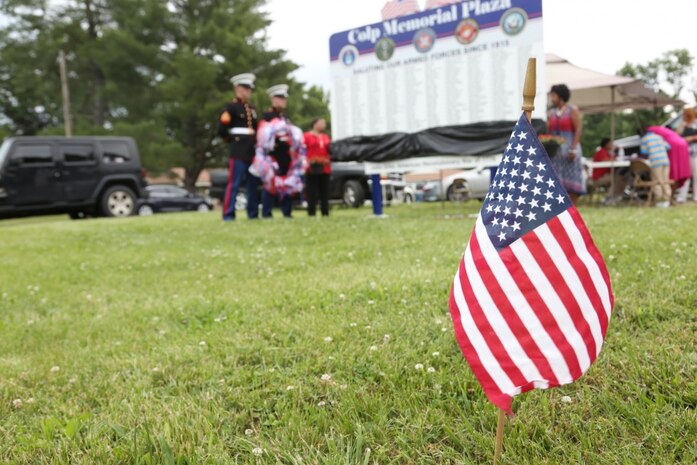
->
[592, 138, 627, 199]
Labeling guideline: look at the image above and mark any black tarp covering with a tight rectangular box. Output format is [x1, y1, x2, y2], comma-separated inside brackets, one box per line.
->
[329, 119, 547, 162]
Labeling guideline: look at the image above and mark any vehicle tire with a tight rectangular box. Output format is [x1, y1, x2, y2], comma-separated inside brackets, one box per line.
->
[69, 211, 88, 220]
[138, 204, 154, 216]
[197, 203, 211, 212]
[101, 185, 136, 217]
[447, 183, 470, 202]
[342, 180, 365, 208]
[404, 193, 414, 204]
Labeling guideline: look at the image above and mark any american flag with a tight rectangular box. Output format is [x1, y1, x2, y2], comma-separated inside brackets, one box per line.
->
[424, 0, 462, 9]
[381, 0, 420, 20]
[449, 113, 614, 413]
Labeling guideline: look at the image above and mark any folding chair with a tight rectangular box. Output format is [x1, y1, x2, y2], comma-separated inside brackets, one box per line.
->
[628, 159, 672, 206]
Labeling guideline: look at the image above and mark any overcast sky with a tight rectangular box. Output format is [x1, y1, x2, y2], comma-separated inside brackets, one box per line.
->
[263, 0, 697, 103]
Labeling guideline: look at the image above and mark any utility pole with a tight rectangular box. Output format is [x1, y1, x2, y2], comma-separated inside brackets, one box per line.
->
[58, 50, 72, 137]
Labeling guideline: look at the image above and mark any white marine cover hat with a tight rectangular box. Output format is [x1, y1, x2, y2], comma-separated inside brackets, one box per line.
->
[266, 84, 289, 98]
[231, 73, 255, 88]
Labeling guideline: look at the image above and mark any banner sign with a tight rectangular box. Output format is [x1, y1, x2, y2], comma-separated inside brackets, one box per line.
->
[329, 0, 545, 140]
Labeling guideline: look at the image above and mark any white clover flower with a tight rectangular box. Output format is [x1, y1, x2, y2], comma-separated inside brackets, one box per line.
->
[339, 294, 346, 300]
[364, 325, 372, 330]
[50, 366, 60, 373]
[339, 384, 348, 390]
[432, 351, 440, 357]
[414, 363, 424, 370]
[678, 275, 686, 280]
[252, 447, 263, 456]
[318, 401, 326, 407]
[435, 319, 442, 325]
[369, 345, 378, 352]
[286, 385, 295, 391]
[561, 396, 572, 403]
[26, 397, 35, 404]
[370, 281, 377, 290]
[245, 429, 254, 436]
[427, 367, 436, 373]
[383, 334, 391, 342]
[441, 327, 448, 332]
[608, 255, 616, 261]
[152, 367, 160, 372]
[367, 300, 375, 305]
[320, 374, 332, 382]
[199, 341, 207, 346]
[323, 336, 333, 343]
[12, 399, 22, 409]
[349, 323, 357, 327]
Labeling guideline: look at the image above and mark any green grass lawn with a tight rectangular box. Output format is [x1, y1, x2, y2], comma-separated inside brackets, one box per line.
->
[0, 203, 695, 464]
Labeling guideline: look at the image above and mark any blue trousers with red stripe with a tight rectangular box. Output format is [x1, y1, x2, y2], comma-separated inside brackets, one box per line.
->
[222, 158, 260, 220]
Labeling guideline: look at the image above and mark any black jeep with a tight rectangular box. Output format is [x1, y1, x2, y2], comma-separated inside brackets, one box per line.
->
[0, 136, 147, 219]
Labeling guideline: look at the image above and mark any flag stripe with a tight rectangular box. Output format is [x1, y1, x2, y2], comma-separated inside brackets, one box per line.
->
[473, 219, 575, 384]
[448, 113, 613, 412]
[458, 258, 531, 389]
[534, 223, 605, 356]
[547, 212, 611, 337]
[452, 265, 518, 397]
[467, 225, 563, 386]
[565, 208, 615, 311]
[499, 245, 582, 382]
[448, 289, 513, 411]
[509, 240, 592, 373]
[520, 231, 598, 362]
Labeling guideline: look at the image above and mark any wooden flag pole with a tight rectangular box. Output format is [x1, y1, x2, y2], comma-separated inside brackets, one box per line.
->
[493, 57, 537, 465]
[493, 408, 506, 464]
[522, 57, 537, 122]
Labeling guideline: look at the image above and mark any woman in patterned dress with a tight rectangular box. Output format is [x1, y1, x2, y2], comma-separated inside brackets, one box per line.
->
[548, 84, 585, 204]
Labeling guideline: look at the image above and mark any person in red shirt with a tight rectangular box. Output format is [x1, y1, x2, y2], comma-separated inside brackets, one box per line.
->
[303, 118, 331, 216]
[592, 138, 626, 200]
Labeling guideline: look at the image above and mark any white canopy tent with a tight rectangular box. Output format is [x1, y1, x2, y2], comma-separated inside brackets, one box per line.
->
[545, 54, 684, 139]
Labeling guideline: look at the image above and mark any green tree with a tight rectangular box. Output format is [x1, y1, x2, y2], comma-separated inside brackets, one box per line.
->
[0, 0, 332, 189]
[581, 49, 695, 152]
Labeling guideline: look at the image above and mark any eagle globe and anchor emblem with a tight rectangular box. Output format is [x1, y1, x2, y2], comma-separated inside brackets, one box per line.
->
[455, 18, 479, 45]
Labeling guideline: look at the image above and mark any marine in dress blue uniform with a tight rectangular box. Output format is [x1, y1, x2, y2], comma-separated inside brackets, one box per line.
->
[261, 84, 293, 218]
[217, 73, 260, 221]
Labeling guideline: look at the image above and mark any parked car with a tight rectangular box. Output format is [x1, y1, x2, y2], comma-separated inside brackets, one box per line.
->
[377, 174, 416, 204]
[208, 161, 372, 208]
[0, 136, 147, 219]
[136, 184, 213, 216]
[421, 167, 492, 201]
